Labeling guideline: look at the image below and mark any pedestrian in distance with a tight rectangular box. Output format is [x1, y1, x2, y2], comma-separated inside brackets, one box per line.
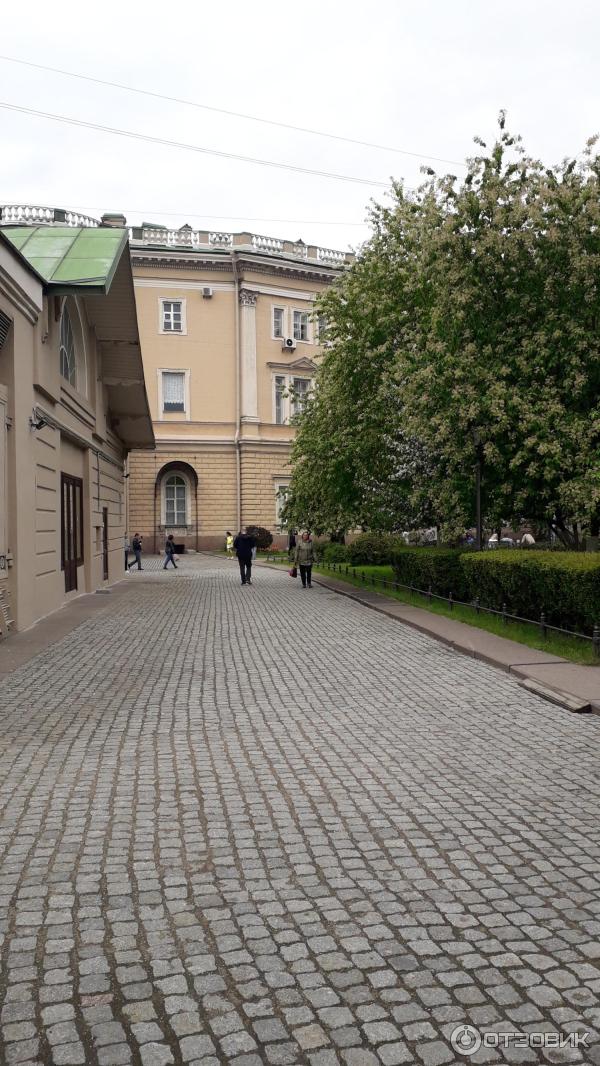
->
[226, 531, 234, 558]
[124, 533, 131, 573]
[288, 529, 297, 560]
[129, 533, 143, 571]
[163, 534, 178, 569]
[295, 531, 314, 588]
[234, 527, 256, 585]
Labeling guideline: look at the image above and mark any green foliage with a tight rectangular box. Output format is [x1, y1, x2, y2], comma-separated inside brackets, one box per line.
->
[346, 533, 406, 566]
[285, 117, 600, 543]
[245, 526, 273, 551]
[321, 542, 349, 563]
[462, 551, 600, 633]
[392, 548, 470, 599]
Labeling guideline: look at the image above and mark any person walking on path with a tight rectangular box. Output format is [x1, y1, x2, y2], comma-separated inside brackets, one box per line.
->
[163, 534, 178, 570]
[234, 528, 256, 585]
[226, 531, 234, 558]
[288, 530, 297, 560]
[295, 531, 314, 588]
[129, 533, 143, 571]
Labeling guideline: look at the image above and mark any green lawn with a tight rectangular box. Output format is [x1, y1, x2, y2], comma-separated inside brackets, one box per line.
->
[263, 558, 598, 666]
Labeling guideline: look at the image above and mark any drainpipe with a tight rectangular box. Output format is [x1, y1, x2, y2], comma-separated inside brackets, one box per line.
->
[232, 251, 242, 532]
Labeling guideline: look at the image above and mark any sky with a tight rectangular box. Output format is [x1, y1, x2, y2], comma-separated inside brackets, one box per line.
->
[1, 0, 600, 254]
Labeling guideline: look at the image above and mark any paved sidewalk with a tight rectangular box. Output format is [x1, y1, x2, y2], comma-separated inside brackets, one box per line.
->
[282, 568, 600, 715]
[1, 555, 599, 1066]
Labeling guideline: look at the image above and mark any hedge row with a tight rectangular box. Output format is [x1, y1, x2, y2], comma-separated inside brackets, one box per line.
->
[390, 548, 600, 633]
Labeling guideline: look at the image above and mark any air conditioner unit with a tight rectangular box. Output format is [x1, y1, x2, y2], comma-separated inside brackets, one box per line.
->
[202, 287, 213, 298]
[282, 337, 296, 351]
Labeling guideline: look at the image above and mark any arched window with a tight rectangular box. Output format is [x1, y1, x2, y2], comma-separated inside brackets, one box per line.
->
[164, 474, 187, 527]
[59, 308, 77, 386]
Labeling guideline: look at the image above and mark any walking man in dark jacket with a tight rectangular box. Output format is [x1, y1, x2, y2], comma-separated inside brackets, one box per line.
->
[234, 528, 256, 585]
[129, 533, 143, 571]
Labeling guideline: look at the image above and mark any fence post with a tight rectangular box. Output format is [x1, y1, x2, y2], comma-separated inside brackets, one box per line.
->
[361, 570, 365, 583]
[474, 596, 480, 615]
[540, 611, 546, 641]
[371, 572, 375, 586]
[502, 602, 507, 626]
[449, 592, 453, 611]
[593, 624, 600, 659]
[428, 584, 432, 604]
[345, 564, 349, 576]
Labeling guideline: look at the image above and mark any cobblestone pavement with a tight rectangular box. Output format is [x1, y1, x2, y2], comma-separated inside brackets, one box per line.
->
[1, 555, 600, 1066]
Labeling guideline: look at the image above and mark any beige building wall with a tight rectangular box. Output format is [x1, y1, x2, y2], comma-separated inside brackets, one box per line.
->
[0, 227, 153, 633]
[128, 231, 348, 550]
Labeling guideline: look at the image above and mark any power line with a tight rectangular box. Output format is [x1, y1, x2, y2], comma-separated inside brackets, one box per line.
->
[0, 53, 466, 169]
[0, 101, 390, 188]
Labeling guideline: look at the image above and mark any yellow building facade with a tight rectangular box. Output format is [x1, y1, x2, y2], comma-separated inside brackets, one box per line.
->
[127, 226, 351, 550]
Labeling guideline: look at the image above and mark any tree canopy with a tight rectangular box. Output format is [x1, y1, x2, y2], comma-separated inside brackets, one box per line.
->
[284, 117, 600, 543]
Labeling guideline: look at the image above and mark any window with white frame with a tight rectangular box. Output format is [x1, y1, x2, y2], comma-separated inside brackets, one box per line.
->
[291, 376, 311, 417]
[293, 310, 310, 342]
[274, 374, 313, 424]
[164, 474, 187, 526]
[273, 307, 285, 339]
[275, 483, 290, 527]
[161, 299, 184, 333]
[274, 375, 286, 424]
[161, 371, 186, 412]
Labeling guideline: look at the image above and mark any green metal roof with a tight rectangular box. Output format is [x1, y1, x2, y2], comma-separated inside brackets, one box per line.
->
[0, 225, 128, 294]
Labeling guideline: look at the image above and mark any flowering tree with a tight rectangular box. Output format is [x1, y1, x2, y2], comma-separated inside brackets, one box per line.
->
[285, 117, 600, 543]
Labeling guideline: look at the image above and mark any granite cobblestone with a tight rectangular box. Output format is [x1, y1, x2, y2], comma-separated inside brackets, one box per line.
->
[0, 556, 599, 1064]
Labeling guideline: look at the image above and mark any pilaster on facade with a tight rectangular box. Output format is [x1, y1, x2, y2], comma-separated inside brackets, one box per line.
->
[239, 288, 259, 429]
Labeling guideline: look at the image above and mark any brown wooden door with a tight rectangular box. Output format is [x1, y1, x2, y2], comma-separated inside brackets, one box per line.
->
[61, 474, 83, 593]
[102, 507, 109, 581]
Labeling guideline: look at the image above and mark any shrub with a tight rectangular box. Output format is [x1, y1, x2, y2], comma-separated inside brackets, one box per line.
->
[347, 533, 405, 566]
[322, 542, 349, 563]
[392, 548, 470, 600]
[462, 550, 600, 633]
[246, 526, 273, 551]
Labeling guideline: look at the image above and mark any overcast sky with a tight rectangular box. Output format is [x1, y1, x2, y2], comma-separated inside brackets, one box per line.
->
[1, 0, 599, 253]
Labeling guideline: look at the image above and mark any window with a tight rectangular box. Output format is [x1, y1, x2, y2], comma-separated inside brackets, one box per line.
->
[59, 309, 76, 386]
[291, 377, 311, 416]
[165, 474, 187, 526]
[274, 374, 312, 424]
[162, 371, 185, 412]
[293, 310, 309, 342]
[273, 307, 285, 339]
[275, 375, 286, 425]
[275, 483, 290, 527]
[161, 299, 184, 333]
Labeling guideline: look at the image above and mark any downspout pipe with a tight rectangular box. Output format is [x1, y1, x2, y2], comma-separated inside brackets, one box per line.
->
[232, 251, 242, 532]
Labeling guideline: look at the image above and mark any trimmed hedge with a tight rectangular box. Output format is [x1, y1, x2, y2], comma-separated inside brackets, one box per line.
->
[392, 548, 470, 600]
[462, 551, 600, 633]
[391, 547, 600, 633]
[347, 533, 405, 566]
[322, 542, 349, 563]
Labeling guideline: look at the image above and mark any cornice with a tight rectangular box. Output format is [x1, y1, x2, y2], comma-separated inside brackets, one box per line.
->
[130, 248, 341, 285]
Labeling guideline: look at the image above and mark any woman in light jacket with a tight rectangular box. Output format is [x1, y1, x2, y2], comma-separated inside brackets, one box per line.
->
[294, 532, 314, 588]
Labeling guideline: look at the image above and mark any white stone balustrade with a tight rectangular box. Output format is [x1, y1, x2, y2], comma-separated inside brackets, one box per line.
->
[209, 232, 234, 247]
[0, 205, 99, 227]
[252, 234, 284, 253]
